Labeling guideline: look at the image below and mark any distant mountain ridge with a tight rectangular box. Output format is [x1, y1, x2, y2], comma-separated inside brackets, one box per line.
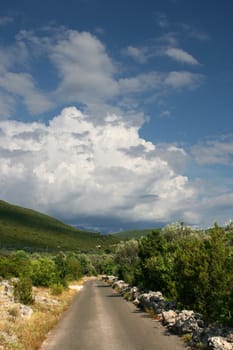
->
[0, 200, 117, 252]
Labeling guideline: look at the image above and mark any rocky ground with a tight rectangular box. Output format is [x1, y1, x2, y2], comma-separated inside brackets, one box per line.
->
[0, 279, 84, 349]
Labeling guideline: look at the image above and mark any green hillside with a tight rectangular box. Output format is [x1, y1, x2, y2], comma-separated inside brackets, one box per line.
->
[0, 200, 117, 252]
[114, 228, 161, 240]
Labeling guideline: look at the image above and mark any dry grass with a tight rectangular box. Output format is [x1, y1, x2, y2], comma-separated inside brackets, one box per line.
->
[0, 278, 88, 350]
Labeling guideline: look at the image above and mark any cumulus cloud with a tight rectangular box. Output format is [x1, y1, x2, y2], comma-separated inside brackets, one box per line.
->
[165, 47, 199, 65]
[155, 144, 188, 173]
[0, 107, 196, 227]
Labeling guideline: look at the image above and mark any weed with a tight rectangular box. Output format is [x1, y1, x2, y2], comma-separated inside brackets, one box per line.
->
[50, 283, 64, 295]
[8, 306, 19, 318]
[182, 333, 192, 343]
[144, 306, 156, 318]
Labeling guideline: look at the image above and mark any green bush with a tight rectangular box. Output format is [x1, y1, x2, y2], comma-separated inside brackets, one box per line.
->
[13, 277, 34, 305]
[31, 257, 57, 286]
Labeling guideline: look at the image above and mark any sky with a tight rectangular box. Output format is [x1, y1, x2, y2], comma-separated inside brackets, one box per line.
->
[0, 0, 232, 232]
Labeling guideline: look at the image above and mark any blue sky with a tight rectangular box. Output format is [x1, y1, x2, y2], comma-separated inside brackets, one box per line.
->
[0, 0, 232, 232]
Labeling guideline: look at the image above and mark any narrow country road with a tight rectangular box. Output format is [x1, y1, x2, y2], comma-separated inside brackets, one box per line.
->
[41, 279, 187, 350]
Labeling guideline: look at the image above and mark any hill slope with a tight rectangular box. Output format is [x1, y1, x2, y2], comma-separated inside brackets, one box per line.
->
[0, 200, 117, 252]
[114, 228, 161, 240]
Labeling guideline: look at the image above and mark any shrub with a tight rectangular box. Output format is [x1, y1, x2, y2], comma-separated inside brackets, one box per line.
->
[13, 277, 34, 305]
[50, 283, 64, 295]
[31, 257, 57, 286]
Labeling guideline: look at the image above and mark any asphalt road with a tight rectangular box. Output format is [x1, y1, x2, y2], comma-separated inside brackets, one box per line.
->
[41, 279, 187, 350]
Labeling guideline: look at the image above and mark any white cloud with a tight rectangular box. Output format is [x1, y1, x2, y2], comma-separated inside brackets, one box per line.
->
[165, 47, 199, 65]
[155, 143, 188, 173]
[123, 46, 148, 64]
[50, 30, 119, 103]
[118, 72, 162, 94]
[0, 27, 205, 120]
[0, 40, 28, 73]
[155, 13, 170, 29]
[177, 23, 210, 41]
[160, 110, 171, 118]
[0, 16, 14, 26]
[0, 72, 54, 114]
[0, 93, 15, 119]
[0, 38, 53, 117]
[0, 29, 119, 117]
[119, 70, 204, 96]
[165, 71, 204, 89]
[188, 190, 233, 227]
[191, 137, 233, 165]
[0, 106, 196, 225]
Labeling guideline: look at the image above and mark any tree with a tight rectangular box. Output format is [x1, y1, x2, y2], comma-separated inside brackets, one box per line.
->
[204, 223, 233, 322]
[54, 252, 68, 285]
[77, 254, 96, 276]
[114, 239, 139, 284]
[8, 251, 32, 277]
[66, 254, 83, 280]
[137, 231, 175, 297]
[173, 236, 208, 311]
[162, 222, 193, 242]
[0, 255, 9, 278]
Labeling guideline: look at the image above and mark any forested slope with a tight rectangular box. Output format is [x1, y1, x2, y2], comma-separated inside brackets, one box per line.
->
[0, 200, 117, 252]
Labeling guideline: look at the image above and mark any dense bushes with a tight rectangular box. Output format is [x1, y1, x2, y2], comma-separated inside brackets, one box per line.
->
[114, 223, 233, 325]
[0, 251, 112, 291]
